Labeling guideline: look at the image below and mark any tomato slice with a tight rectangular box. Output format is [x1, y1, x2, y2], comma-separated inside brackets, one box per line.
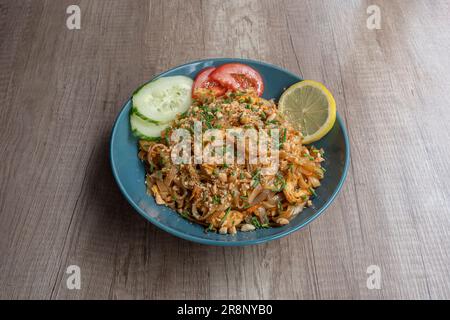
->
[210, 63, 264, 96]
[192, 67, 227, 98]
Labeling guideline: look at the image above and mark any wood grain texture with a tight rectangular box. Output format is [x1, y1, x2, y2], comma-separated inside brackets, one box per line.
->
[0, 0, 449, 299]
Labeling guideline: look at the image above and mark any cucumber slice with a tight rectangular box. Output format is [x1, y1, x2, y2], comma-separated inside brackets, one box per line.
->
[132, 76, 193, 123]
[130, 112, 169, 140]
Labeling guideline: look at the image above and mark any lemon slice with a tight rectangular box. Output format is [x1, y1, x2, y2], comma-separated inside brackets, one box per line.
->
[279, 80, 336, 144]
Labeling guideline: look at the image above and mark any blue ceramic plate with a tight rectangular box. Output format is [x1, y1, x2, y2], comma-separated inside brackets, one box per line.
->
[110, 58, 350, 246]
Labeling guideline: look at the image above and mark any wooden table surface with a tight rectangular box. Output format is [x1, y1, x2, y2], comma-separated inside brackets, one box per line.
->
[1, 0, 449, 300]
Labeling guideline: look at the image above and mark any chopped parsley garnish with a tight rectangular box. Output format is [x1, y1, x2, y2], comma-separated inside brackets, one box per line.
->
[200, 107, 215, 129]
[251, 216, 261, 228]
[251, 169, 261, 187]
[271, 173, 286, 192]
[260, 111, 267, 120]
[278, 129, 287, 149]
[205, 121, 213, 129]
[243, 203, 251, 209]
[281, 128, 287, 143]
[180, 211, 190, 218]
[277, 201, 283, 212]
[212, 195, 221, 204]
[250, 216, 269, 229]
[164, 128, 171, 145]
[302, 153, 314, 161]
[180, 111, 189, 118]
[220, 207, 232, 226]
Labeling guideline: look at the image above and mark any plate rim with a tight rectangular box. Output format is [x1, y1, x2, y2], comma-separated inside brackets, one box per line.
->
[110, 58, 350, 246]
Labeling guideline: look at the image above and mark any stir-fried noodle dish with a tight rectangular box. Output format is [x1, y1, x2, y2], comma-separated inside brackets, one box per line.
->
[137, 90, 325, 234]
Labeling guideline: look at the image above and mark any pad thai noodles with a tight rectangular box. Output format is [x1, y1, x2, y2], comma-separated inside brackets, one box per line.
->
[137, 90, 325, 234]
